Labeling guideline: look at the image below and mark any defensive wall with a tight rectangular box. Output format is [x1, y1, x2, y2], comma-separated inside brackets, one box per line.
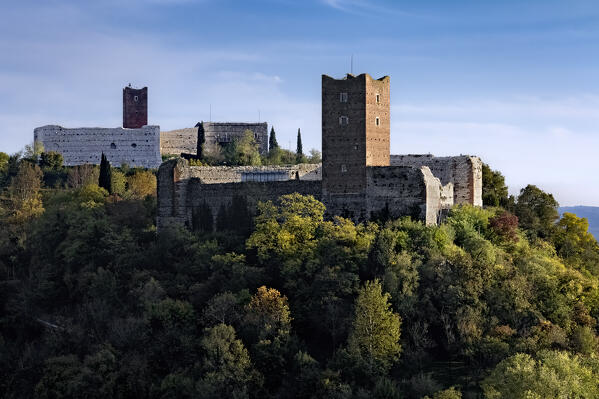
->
[390, 154, 482, 207]
[156, 158, 458, 230]
[160, 122, 269, 157]
[157, 158, 321, 230]
[34, 125, 162, 169]
[160, 127, 198, 156]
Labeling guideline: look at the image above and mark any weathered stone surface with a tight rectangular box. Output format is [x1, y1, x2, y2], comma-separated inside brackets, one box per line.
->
[157, 73, 484, 231]
[34, 125, 161, 168]
[391, 154, 482, 206]
[160, 122, 269, 157]
[322, 73, 390, 197]
[157, 158, 321, 230]
[160, 127, 198, 156]
[366, 166, 453, 225]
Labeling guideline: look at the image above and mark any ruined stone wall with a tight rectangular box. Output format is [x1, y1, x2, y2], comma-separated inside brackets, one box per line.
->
[34, 125, 161, 168]
[185, 163, 321, 184]
[366, 166, 452, 225]
[160, 127, 198, 156]
[203, 122, 268, 156]
[159, 122, 269, 157]
[390, 154, 482, 206]
[157, 158, 321, 230]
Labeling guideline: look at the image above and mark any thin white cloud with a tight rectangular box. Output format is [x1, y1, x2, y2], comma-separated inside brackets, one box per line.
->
[319, 0, 412, 16]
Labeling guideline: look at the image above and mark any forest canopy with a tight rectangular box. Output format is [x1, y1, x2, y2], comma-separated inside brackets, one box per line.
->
[1, 154, 599, 398]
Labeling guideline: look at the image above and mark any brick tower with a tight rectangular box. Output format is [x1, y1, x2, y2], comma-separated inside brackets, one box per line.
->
[123, 86, 148, 128]
[321, 73, 390, 199]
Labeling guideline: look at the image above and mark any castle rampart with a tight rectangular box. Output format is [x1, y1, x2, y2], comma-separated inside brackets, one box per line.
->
[160, 127, 198, 156]
[34, 125, 161, 169]
[157, 158, 321, 230]
[160, 122, 269, 157]
[390, 154, 482, 206]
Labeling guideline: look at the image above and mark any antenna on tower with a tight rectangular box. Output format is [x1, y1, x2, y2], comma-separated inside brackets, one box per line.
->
[350, 54, 353, 75]
[258, 109, 261, 121]
[209, 104, 212, 122]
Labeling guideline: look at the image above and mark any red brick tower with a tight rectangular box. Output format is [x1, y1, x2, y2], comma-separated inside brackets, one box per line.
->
[123, 86, 148, 128]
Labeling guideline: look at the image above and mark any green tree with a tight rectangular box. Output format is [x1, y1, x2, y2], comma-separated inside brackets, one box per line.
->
[197, 121, 206, 159]
[481, 350, 599, 399]
[110, 169, 127, 196]
[197, 324, 262, 398]
[348, 279, 402, 371]
[296, 128, 305, 163]
[98, 153, 112, 194]
[245, 285, 292, 341]
[126, 170, 156, 198]
[307, 149, 321, 163]
[269, 126, 279, 152]
[482, 163, 509, 207]
[7, 161, 44, 223]
[224, 130, 262, 166]
[39, 151, 64, 170]
[551, 212, 599, 274]
[515, 184, 559, 239]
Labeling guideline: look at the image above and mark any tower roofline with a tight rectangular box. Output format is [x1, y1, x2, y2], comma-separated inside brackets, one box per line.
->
[322, 73, 389, 82]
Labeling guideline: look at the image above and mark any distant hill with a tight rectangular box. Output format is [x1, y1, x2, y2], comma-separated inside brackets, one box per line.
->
[559, 206, 599, 240]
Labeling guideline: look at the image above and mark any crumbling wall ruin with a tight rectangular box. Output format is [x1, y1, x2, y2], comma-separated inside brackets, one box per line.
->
[34, 125, 161, 168]
[390, 154, 482, 207]
[366, 166, 453, 225]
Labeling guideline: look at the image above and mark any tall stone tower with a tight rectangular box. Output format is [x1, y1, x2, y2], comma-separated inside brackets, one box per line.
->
[321, 73, 390, 200]
[123, 86, 148, 128]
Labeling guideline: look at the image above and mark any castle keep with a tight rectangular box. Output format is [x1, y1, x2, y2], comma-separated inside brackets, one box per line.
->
[34, 86, 162, 169]
[157, 73, 482, 230]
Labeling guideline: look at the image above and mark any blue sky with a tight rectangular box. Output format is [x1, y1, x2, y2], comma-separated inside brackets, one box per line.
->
[1, 0, 598, 205]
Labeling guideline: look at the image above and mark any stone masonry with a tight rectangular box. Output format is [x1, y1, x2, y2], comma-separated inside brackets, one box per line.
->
[157, 158, 321, 230]
[123, 86, 148, 129]
[391, 155, 482, 206]
[34, 125, 162, 169]
[157, 73, 484, 231]
[160, 122, 269, 157]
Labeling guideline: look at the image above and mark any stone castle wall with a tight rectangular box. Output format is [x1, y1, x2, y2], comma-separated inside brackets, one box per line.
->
[157, 158, 320, 230]
[157, 158, 459, 230]
[161, 122, 269, 157]
[366, 166, 453, 225]
[203, 122, 269, 156]
[34, 125, 161, 169]
[160, 127, 198, 156]
[390, 154, 482, 207]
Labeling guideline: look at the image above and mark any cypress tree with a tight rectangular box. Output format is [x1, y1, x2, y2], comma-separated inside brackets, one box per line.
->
[269, 126, 279, 153]
[98, 152, 112, 193]
[196, 122, 206, 159]
[296, 128, 304, 163]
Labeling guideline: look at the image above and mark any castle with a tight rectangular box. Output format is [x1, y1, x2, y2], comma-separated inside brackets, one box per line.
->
[33, 86, 269, 168]
[156, 73, 482, 230]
